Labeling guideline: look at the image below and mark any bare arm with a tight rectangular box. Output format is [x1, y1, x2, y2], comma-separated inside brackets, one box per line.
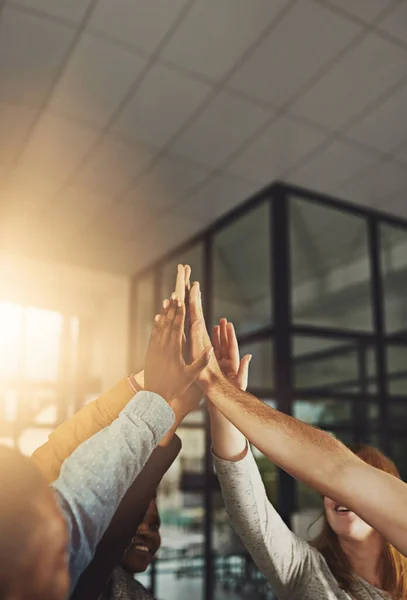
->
[208, 319, 249, 462]
[206, 371, 407, 556]
[188, 281, 407, 557]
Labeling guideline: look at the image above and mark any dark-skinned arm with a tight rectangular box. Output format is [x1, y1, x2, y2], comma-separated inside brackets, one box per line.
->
[70, 435, 181, 600]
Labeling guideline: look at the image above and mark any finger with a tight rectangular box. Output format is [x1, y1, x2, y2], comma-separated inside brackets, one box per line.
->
[189, 281, 201, 323]
[237, 354, 252, 391]
[186, 346, 213, 382]
[212, 325, 221, 360]
[219, 318, 229, 360]
[170, 300, 185, 349]
[175, 264, 186, 302]
[227, 322, 240, 366]
[184, 265, 191, 291]
[161, 295, 178, 345]
[149, 313, 164, 345]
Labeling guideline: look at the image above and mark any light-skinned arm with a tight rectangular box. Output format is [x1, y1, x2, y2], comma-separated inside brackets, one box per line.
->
[188, 280, 407, 557]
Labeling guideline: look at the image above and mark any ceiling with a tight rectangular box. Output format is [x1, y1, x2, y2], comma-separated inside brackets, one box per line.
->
[1, 0, 407, 275]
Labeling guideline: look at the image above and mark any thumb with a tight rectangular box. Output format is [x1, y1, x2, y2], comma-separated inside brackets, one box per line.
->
[186, 346, 213, 381]
[236, 354, 251, 391]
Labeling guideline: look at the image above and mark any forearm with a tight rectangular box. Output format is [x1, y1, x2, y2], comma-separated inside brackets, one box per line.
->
[159, 406, 184, 447]
[54, 391, 174, 591]
[71, 435, 181, 600]
[32, 375, 142, 482]
[208, 403, 247, 462]
[214, 447, 311, 593]
[204, 374, 407, 556]
[203, 374, 354, 495]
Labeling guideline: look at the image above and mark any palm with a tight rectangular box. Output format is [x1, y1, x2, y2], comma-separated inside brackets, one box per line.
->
[218, 355, 238, 381]
[177, 384, 202, 414]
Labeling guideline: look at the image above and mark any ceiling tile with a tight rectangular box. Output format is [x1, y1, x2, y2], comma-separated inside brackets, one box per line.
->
[113, 63, 211, 148]
[394, 138, 407, 162]
[0, 214, 31, 250]
[148, 212, 203, 254]
[42, 186, 113, 238]
[99, 239, 143, 275]
[49, 34, 148, 126]
[1, 171, 61, 218]
[182, 173, 259, 222]
[9, 0, 94, 24]
[293, 32, 407, 130]
[55, 228, 122, 271]
[375, 189, 407, 219]
[346, 82, 407, 153]
[6, 115, 98, 210]
[229, 0, 360, 106]
[0, 6, 75, 107]
[172, 91, 272, 168]
[130, 154, 209, 211]
[322, 0, 393, 22]
[338, 159, 407, 204]
[0, 102, 36, 167]
[74, 135, 156, 197]
[288, 140, 378, 193]
[163, 0, 287, 81]
[96, 196, 155, 239]
[379, 1, 407, 44]
[226, 116, 326, 183]
[88, 0, 189, 54]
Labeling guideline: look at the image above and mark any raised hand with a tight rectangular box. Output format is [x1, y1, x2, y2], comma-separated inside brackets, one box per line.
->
[212, 319, 251, 392]
[144, 295, 213, 402]
[188, 281, 222, 385]
[208, 318, 251, 461]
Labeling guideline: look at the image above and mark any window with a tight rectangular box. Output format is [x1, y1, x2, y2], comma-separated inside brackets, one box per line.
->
[381, 224, 407, 334]
[290, 197, 373, 331]
[0, 302, 78, 454]
[213, 202, 272, 335]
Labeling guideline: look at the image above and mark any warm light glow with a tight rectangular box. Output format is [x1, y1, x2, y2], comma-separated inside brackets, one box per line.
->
[0, 302, 62, 381]
[0, 302, 22, 378]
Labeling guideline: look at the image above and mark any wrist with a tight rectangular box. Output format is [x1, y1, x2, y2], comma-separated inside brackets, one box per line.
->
[198, 364, 225, 394]
[169, 402, 189, 425]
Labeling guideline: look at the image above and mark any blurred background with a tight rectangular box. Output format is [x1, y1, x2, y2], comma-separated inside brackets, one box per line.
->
[1, 1, 407, 599]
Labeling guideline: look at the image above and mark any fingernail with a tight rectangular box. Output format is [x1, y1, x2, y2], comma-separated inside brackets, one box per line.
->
[248, 355, 252, 362]
[154, 314, 161, 322]
[178, 301, 182, 307]
[163, 299, 169, 309]
[171, 292, 177, 300]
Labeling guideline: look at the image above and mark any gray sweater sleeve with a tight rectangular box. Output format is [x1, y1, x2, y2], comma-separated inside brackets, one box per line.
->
[214, 446, 318, 599]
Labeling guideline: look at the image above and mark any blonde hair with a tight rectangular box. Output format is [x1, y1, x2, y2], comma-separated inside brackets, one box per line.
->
[311, 444, 407, 599]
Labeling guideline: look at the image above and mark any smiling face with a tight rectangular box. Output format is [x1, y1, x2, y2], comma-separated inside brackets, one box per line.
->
[121, 500, 161, 575]
[323, 497, 375, 542]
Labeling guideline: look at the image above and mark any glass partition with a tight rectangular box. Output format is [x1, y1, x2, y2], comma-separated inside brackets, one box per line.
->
[130, 183, 407, 600]
[290, 197, 373, 331]
[381, 224, 407, 335]
[213, 202, 272, 335]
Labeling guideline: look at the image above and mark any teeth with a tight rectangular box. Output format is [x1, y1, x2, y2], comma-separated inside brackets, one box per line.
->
[336, 506, 349, 512]
[134, 545, 150, 552]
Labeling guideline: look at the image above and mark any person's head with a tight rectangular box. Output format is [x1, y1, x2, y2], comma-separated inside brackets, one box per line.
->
[121, 499, 161, 575]
[312, 444, 407, 598]
[0, 446, 69, 600]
